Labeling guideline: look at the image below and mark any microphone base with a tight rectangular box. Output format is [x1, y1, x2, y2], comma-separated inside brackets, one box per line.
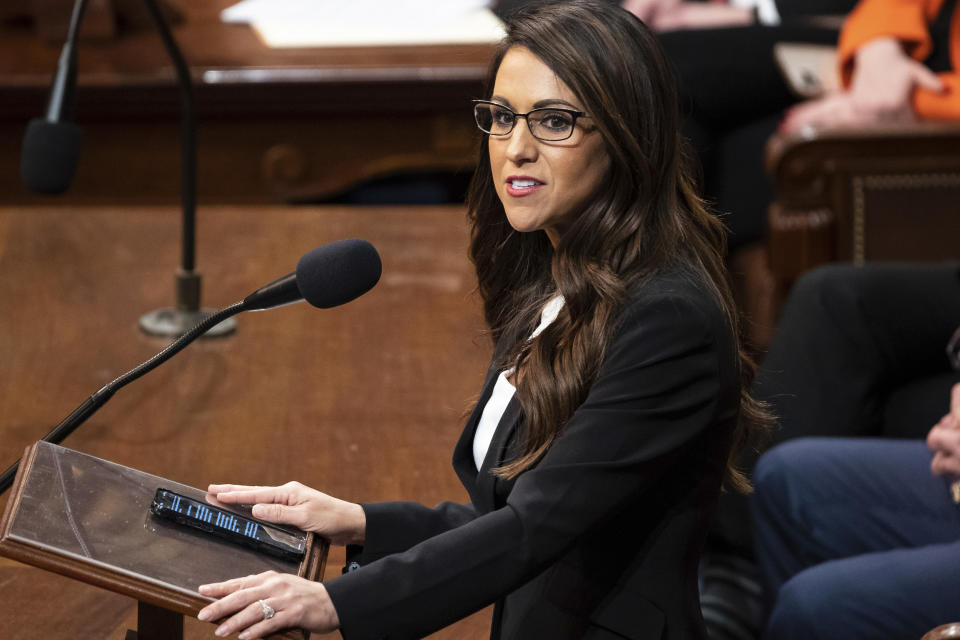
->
[139, 308, 237, 338]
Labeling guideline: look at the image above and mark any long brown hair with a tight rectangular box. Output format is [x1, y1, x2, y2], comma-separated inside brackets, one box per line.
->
[466, 0, 769, 490]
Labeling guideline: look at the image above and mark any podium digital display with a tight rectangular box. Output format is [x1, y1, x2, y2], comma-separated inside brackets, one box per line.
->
[151, 488, 306, 561]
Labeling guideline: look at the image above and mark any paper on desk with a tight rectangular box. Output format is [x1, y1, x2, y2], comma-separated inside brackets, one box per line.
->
[221, 0, 506, 48]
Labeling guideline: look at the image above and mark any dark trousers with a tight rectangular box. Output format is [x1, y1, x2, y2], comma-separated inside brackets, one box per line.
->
[751, 437, 960, 639]
[754, 263, 960, 441]
[711, 262, 960, 556]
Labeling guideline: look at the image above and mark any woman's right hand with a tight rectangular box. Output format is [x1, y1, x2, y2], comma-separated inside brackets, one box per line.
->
[207, 482, 366, 546]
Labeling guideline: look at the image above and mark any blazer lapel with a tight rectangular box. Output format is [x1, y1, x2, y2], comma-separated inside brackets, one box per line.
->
[453, 330, 525, 511]
[452, 362, 500, 493]
[473, 396, 522, 513]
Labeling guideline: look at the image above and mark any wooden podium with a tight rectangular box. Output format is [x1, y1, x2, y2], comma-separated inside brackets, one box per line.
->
[0, 441, 328, 639]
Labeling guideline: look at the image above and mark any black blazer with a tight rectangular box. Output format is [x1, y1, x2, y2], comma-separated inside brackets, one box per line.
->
[325, 270, 741, 640]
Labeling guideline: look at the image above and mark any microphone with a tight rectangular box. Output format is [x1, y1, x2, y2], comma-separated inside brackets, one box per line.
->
[0, 239, 382, 495]
[22, 0, 223, 339]
[244, 238, 383, 311]
[20, 0, 89, 194]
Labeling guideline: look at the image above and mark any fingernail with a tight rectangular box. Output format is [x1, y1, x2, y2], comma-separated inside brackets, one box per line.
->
[197, 610, 209, 621]
[215, 625, 228, 637]
[239, 633, 249, 640]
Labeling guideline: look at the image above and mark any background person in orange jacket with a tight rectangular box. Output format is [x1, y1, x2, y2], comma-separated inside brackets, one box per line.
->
[783, 0, 959, 131]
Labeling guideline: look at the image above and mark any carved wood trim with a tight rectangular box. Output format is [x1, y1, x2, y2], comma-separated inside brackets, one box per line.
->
[766, 203, 835, 278]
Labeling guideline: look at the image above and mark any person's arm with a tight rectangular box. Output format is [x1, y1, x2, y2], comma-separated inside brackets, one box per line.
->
[838, 0, 960, 120]
[204, 482, 368, 546]
[781, 34, 944, 130]
[205, 471, 478, 561]
[836, 0, 931, 84]
[196, 490, 478, 637]
[346, 499, 477, 566]
[325, 286, 736, 639]
[782, 0, 955, 131]
[203, 484, 479, 566]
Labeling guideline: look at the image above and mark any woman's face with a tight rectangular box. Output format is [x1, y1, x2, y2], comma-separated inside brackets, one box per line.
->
[488, 46, 611, 247]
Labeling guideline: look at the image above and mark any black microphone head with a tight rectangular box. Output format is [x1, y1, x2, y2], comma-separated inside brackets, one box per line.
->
[296, 239, 382, 309]
[21, 118, 83, 195]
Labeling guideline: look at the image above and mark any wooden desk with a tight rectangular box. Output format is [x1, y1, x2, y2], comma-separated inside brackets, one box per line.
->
[0, 1, 496, 205]
[0, 203, 492, 638]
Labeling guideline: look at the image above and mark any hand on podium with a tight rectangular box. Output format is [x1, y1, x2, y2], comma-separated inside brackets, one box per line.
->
[196, 481, 365, 637]
[205, 481, 367, 546]
[198, 570, 339, 638]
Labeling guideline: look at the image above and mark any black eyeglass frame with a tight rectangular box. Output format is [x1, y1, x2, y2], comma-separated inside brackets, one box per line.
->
[472, 100, 589, 142]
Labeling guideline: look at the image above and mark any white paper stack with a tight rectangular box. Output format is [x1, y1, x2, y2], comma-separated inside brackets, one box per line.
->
[221, 0, 506, 48]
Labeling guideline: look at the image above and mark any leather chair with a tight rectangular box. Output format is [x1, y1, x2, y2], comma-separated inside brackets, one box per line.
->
[763, 121, 960, 324]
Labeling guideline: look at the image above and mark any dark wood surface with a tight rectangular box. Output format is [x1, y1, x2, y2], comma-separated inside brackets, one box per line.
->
[0, 203, 493, 638]
[761, 122, 960, 339]
[0, 0, 496, 204]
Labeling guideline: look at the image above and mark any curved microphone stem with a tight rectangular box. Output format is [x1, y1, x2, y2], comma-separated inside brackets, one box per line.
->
[138, 0, 235, 337]
[47, 0, 89, 121]
[142, 0, 195, 276]
[0, 301, 246, 496]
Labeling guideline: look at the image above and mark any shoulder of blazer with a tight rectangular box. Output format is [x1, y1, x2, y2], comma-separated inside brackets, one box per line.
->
[616, 269, 729, 336]
[610, 269, 739, 390]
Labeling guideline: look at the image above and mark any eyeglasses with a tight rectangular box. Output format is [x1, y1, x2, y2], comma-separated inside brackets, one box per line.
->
[472, 100, 588, 142]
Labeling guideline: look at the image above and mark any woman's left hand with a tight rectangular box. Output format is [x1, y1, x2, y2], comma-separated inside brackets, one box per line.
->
[197, 571, 339, 638]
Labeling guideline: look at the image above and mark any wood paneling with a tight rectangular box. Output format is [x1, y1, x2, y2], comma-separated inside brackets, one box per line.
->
[0, 0, 495, 205]
[764, 123, 960, 334]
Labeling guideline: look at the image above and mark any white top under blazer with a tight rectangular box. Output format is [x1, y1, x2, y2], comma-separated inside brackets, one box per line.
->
[472, 296, 565, 470]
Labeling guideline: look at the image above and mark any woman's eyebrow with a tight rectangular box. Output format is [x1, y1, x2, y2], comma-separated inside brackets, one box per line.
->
[532, 98, 579, 110]
[489, 96, 581, 110]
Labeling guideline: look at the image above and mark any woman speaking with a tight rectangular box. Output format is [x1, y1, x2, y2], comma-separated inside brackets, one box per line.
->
[197, 2, 767, 638]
